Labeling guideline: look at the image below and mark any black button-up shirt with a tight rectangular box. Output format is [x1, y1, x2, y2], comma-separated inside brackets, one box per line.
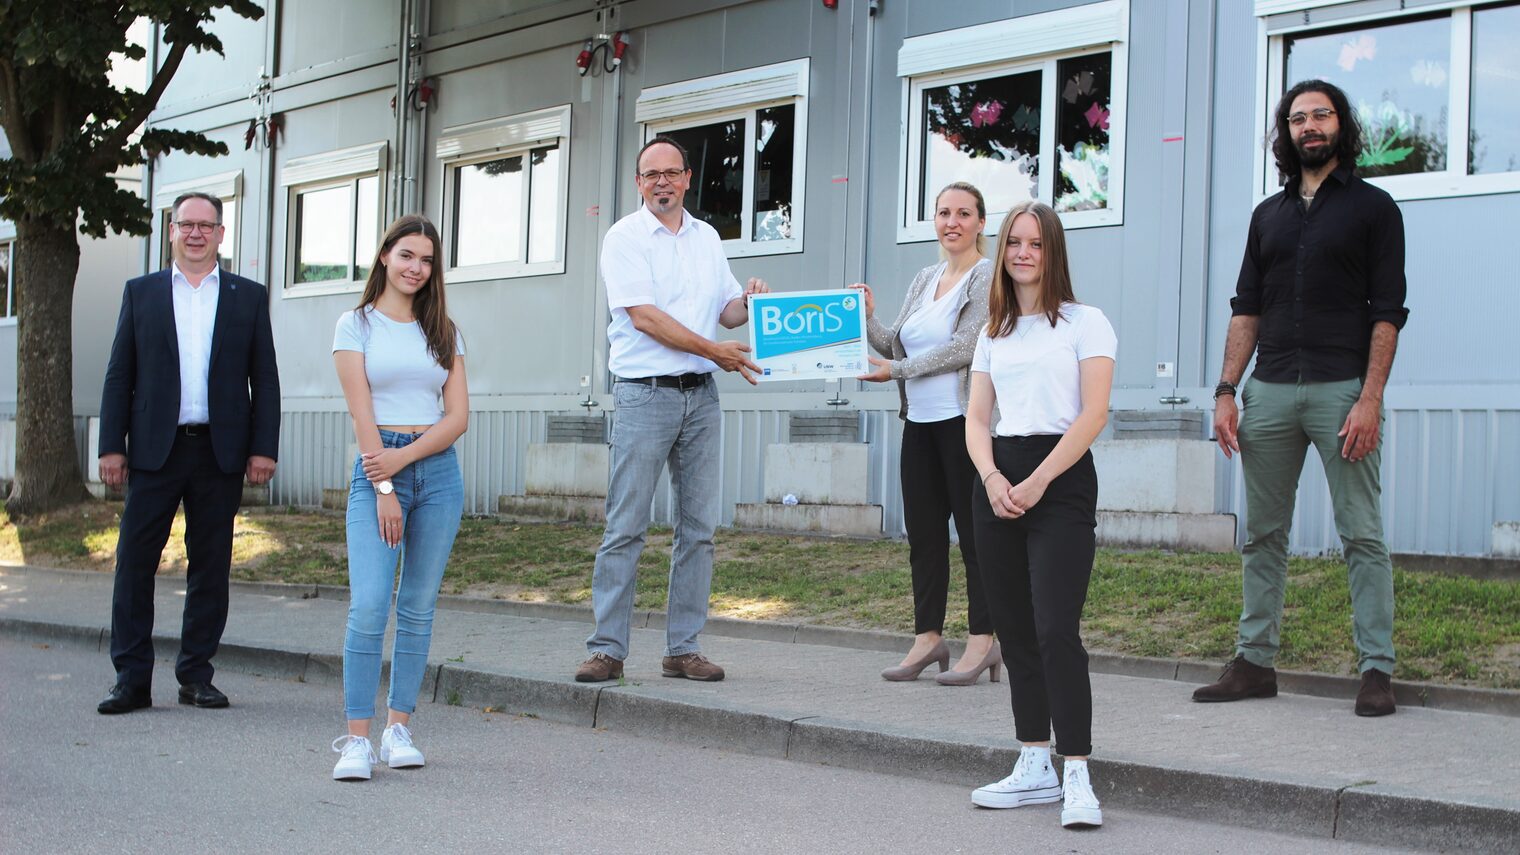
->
[1231, 163, 1409, 383]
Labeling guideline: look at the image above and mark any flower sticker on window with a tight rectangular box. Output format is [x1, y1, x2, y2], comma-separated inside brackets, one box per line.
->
[1063, 70, 1096, 105]
[1409, 59, 1447, 89]
[1009, 104, 1038, 133]
[970, 100, 1004, 128]
[1084, 102, 1110, 131]
[1337, 34, 1377, 72]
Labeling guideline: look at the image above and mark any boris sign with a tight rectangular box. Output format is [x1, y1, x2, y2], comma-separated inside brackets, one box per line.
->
[748, 289, 868, 382]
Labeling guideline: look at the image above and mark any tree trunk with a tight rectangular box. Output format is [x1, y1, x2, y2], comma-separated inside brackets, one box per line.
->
[6, 219, 91, 515]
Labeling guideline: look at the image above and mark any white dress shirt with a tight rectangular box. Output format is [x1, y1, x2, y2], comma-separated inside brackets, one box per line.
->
[171, 262, 221, 425]
[600, 205, 743, 378]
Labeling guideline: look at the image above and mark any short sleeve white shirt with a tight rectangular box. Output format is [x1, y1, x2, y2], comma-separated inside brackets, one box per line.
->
[601, 205, 743, 377]
[332, 307, 464, 425]
[971, 303, 1117, 436]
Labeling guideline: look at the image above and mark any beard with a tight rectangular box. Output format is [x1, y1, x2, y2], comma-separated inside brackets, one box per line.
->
[1295, 131, 1338, 169]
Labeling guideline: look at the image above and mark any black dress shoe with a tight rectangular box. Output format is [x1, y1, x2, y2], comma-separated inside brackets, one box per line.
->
[178, 682, 230, 708]
[98, 684, 152, 715]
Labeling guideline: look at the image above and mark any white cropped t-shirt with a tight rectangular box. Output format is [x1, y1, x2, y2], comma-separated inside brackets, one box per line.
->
[971, 303, 1116, 437]
[332, 307, 463, 425]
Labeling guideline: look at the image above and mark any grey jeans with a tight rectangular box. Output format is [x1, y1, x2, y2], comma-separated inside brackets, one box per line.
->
[586, 376, 722, 661]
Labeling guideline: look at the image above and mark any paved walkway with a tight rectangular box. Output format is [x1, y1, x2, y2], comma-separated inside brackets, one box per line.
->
[2, 564, 1515, 852]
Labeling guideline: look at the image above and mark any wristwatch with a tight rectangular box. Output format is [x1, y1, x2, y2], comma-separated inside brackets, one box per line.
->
[376, 479, 394, 496]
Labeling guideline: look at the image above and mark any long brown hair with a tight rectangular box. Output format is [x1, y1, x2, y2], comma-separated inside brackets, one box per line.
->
[356, 215, 457, 369]
[986, 200, 1076, 336]
[934, 181, 988, 260]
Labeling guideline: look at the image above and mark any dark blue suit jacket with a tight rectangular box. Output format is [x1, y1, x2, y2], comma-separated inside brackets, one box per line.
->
[98, 269, 280, 474]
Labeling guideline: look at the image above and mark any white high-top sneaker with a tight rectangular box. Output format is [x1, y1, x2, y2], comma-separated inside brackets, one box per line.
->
[1060, 760, 1103, 828]
[331, 735, 377, 781]
[380, 722, 426, 769]
[972, 745, 1063, 808]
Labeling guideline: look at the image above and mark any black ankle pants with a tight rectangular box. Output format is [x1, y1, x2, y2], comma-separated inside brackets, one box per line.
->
[901, 416, 991, 636]
[971, 434, 1097, 757]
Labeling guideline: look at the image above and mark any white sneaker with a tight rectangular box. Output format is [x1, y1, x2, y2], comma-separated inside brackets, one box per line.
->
[331, 735, 377, 781]
[1060, 761, 1103, 828]
[380, 722, 425, 769]
[972, 746, 1063, 808]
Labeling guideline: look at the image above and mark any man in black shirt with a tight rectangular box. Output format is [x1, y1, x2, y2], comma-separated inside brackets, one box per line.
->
[1195, 80, 1408, 717]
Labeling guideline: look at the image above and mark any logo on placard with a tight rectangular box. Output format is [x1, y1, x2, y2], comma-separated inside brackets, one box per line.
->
[842, 295, 857, 311]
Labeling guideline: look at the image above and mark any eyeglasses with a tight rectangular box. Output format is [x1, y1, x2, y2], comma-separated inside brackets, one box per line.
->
[1287, 108, 1336, 127]
[638, 168, 687, 183]
[174, 221, 222, 235]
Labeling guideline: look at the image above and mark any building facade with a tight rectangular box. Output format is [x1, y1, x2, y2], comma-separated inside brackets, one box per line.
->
[5, 0, 1517, 557]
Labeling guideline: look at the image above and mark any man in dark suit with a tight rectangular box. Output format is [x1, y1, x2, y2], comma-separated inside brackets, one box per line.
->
[96, 191, 280, 714]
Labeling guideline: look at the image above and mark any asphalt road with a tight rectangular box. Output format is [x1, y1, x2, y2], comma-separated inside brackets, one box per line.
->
[0, 639, 1413, 854]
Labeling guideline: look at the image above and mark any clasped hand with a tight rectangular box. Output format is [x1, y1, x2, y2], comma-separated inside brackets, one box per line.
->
[983, 471, 1047, 519]
[361, 448, 409, 482]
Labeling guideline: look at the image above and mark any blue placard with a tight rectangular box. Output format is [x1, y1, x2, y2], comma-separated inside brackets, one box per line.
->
[748, 289, 867, 382]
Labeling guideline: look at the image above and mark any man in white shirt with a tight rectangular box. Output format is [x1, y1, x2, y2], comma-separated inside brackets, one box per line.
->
[96, 192, 280, 714]
[575, 137, 767, 683]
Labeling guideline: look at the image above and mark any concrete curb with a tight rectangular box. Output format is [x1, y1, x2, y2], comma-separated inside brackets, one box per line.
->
[4, 612, 1514, 851]
[12, 564, 1519, 718]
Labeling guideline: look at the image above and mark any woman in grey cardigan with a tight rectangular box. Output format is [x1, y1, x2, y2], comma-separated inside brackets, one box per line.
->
[852, 182, 999, 686]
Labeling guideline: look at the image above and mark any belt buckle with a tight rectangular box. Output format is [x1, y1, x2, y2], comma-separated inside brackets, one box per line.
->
[183, 424, 202, 436]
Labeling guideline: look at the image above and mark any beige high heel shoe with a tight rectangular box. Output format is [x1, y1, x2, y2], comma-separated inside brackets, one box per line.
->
[881, 639, 951, 682]
[935, 644, 1003, 686]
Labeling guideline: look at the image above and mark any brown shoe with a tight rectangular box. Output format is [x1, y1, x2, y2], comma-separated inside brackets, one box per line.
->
[1192, 654, 1278, 702]
[661, 652, 725, 682]
[574, 652, 624, 683]
[1354, 669, 1396, 717]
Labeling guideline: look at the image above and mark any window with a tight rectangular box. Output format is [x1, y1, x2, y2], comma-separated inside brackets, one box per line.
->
[636, 59, 809, 256]
[1259, 0, 1520, 199]
[280, 142, 388, 294]
[436, 105, 571, 280]
[152, 171, 241, 272]
[898, 1, 1128, 239]
[0, 239, 14, 321]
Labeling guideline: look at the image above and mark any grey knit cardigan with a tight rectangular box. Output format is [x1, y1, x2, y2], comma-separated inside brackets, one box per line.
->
[864, 257, 993, 422]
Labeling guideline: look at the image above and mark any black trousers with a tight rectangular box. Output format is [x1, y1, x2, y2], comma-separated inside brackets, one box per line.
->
[901, 416, 991, 635]
[110, 430, 245, 689]
[972, 434, 1098, 757]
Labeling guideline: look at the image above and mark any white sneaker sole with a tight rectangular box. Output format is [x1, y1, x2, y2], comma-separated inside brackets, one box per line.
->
[386, 753, 425, 769]
[332, 764, 372, 781]
[971, 784, 1062, 808]
[1061, 806, 1103, 827]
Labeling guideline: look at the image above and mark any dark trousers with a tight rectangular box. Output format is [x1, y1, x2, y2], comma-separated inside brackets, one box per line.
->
[109, 430, 245, 689]
[901, 416, 990, 635]
[972, 435, 1098, 757]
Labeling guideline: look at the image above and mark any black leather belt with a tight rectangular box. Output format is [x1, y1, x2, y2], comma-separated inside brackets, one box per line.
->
[178, 423, 210, 436]
[616, 373, 710, 390]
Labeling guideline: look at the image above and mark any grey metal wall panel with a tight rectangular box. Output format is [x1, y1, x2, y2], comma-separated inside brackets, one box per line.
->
[280, 1, 403, 76]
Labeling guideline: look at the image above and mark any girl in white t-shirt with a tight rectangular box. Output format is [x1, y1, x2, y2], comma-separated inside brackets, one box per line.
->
[329, 215, 469, 781]
[964, 201, 1116, 829]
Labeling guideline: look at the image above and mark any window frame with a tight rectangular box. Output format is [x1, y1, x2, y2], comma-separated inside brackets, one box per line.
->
[436, 104, 572, 283]
[896, 2, 1130, 243]
[0, 232, 14, 325]
[280, 141, 389, 299]
[1254, 0, 1520, 202]
[636, 59, 810, 258]
[153, 170, 242, 274]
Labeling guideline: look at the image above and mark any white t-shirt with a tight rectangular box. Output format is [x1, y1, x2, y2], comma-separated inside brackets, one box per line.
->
[899, 261, 969, 423]
[332, 307, 464, 425]
[971, 303, 1117, 436]
[601, 205, 743, 378]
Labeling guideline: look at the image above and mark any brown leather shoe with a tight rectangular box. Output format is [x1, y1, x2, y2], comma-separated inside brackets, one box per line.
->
[661, 652, 725, 682]
[574, 652, 624, 683]
[1354, 669, 1396, 717]
[1192, 654, 1278, 702]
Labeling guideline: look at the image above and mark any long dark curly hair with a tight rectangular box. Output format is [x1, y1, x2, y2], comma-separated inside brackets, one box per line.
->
[1270, 79, 1363, 179]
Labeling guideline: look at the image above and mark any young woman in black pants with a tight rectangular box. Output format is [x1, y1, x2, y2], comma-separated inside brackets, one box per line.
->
[964, 200, 1116, 829]
[851, 182, 999, 685]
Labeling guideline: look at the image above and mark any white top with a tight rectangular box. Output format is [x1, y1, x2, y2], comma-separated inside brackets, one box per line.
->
[971, 303, 1117, 436]
[899, 261, 969, 423]
[171, 262, 220, 425]
[332, 307, 464, 425]
[601, 205, 743, 377]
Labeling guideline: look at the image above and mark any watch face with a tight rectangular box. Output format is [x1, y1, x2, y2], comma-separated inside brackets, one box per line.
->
[378, 481, 393, 495]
